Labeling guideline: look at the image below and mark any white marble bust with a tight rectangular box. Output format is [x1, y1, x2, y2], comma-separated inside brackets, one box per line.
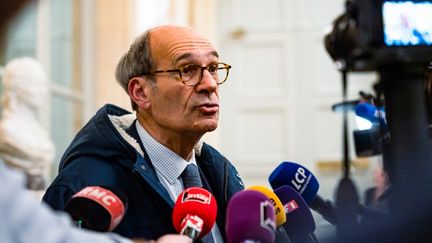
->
[0, 57, 55, 190]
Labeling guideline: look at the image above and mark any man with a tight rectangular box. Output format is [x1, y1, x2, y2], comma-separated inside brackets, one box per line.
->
[43, 25, 244, 241]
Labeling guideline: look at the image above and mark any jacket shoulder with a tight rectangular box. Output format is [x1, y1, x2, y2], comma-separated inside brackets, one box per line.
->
[43, 158, 128, 210]
[199, 143, 244, 192]
[59, 104, 139, 171]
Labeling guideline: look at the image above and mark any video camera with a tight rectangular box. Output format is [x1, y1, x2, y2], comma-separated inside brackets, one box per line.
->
[325, 0, 432, 72]
[325, 2, 432, 241]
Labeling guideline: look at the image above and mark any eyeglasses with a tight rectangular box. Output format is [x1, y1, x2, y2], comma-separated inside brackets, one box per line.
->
[141, 62, 231, 86]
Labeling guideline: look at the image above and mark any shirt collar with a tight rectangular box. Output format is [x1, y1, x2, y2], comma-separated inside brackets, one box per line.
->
[135, 121, 196, 184]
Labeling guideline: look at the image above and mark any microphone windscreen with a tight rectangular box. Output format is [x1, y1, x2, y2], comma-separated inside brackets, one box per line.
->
[268, 161, 319, 204]
[355, 103, 387, 130]
[64, 186, 127, 232]
[355, 102, 377, 121]
[274, 185, 316, 237]
[226, 190, 276, 243]
[172, 187, 217, 238]
[247, 185, 287, 227]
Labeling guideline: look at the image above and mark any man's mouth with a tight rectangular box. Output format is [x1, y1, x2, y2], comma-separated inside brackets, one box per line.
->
[195, 103, 219, 114]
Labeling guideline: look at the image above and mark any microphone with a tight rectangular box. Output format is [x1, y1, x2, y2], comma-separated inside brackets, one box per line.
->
[355, 102, 385, 122]
[269, 161, 386, 226]
[268, 161, 336, 224]
[247, 185, 292, 243]
[274, 185, 318, 243]
[172, 187, 217, 240]
[355, 102, 387, 131]
[225, 190, 276, 243]
[353, 102, 389, 157]
[64, 186, 127, 232]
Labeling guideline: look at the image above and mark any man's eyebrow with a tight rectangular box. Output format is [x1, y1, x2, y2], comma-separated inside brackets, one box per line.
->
[174, 51, 220, 64]
[174, 53, 192, 64]
[212, 50, 220, 58]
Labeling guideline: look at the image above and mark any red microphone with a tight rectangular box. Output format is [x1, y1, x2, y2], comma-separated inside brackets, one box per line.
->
[64, 186, 127, 232]
[172, 187, 218, 239]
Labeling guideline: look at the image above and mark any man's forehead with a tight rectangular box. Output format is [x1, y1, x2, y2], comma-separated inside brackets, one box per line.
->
[151, 25, 201, 40]
[149, 25, 217, 64]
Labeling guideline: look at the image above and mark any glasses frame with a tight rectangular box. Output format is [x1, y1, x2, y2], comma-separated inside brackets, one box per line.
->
[141, 62, 231, 86]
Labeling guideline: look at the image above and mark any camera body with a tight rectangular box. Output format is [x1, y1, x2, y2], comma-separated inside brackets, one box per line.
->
[325, 0, 432, 72]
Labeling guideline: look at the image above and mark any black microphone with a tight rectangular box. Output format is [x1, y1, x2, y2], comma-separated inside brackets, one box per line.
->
[64, 186, 128, 232]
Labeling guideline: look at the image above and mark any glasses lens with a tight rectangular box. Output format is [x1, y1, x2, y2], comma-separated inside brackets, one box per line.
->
[216, 63, 229, 84]
[181, 64, 200, 83]
[182, 63, 230, 86]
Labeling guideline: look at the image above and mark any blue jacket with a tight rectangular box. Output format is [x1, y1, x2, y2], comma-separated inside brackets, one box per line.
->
[42, 104, 244, 240]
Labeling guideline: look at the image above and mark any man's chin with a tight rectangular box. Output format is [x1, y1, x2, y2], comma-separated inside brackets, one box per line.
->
[203, 121, 218, 132]
[193, 119, 218, 132]
[205, 124, 218, 132]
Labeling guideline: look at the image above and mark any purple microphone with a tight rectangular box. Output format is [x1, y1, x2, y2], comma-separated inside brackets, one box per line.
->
[226, 190, 276, 243]
[274, 185, 317, 243]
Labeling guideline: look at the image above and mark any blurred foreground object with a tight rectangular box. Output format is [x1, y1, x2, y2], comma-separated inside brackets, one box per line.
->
[0, 57, 55, 190]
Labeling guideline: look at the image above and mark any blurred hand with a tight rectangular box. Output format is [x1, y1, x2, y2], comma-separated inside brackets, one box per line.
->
[132, 234, 192, 243]
[156, 234, 192, 243]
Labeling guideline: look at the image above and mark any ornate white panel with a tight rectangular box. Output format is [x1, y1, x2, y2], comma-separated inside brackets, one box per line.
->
[232, 0, 286, 30]
[234, 42, 288, 97]
[235, 106, 287, 159]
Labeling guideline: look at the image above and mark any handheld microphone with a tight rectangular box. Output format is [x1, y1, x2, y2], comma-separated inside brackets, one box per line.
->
[64, 186, 127, 232]
[268, 161, 336, 224]
[247, 185, 292, 243]
[274, 185, 318, 243]
[225, 190, 276, 243]
[172, 187, 217, 240]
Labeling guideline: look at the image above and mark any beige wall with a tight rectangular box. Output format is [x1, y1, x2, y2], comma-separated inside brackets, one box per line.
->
[94, 0, 134, 112]
[189, 0, 218, 47]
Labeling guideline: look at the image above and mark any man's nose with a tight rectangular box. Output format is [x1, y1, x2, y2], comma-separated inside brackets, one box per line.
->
[196, 69, 218, 92]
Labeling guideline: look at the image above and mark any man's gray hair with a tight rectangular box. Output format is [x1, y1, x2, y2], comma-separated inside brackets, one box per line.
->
[115, 28, 157, 110]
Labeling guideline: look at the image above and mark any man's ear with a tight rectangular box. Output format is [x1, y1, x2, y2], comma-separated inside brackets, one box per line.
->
[128, 77, 151, 109]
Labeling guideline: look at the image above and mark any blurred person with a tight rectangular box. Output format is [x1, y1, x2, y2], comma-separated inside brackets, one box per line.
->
[42, 24, 244, 241]
[364, 164, 390, 212]
[0, 0, 191, 242]
[0, 159, 190, 243]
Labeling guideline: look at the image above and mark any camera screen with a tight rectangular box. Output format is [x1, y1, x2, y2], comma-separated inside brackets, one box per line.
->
[383, 1, 432, 46]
